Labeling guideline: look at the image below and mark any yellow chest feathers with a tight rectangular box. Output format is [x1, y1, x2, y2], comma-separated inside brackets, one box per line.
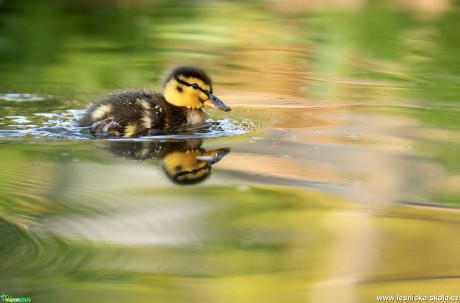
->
[186, 110, 206, 125]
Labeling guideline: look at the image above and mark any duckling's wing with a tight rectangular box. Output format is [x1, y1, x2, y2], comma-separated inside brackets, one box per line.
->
[79, 91, 166, 137]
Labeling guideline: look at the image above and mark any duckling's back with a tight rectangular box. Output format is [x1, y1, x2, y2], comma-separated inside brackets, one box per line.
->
[79, 91, 185, 138]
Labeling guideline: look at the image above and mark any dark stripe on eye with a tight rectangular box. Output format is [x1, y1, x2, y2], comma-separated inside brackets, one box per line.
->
[174, 163, 210, 178]
[175, 77, 210, 95]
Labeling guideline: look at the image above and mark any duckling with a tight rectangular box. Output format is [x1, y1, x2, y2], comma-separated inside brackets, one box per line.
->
[99, 139, 230, 185]
[79, 66, 231, 138]
[163, 147, 230, 185]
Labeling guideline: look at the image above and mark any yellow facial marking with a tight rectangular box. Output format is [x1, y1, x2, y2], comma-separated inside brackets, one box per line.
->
[123, 123, 138, 138]
[163, 79, 207, 109]
[91, 104, 113, 120]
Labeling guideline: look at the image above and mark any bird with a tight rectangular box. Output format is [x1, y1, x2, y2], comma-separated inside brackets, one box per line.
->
[98, 139, 230, 185]
[78, 65, 231, 138]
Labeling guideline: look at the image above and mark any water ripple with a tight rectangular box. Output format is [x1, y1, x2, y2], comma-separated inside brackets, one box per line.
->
[0, 107, 255, 140]
[0, 93, 52, 102]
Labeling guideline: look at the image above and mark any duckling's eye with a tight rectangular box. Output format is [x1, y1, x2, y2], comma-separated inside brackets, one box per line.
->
[191, 83, 199, 89]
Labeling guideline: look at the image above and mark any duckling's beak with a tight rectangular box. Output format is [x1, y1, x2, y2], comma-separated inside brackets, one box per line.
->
[196, 147, 231, 165]
[203, 94, 231, 112]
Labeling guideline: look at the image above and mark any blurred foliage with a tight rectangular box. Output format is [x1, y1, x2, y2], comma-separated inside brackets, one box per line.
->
[0, 0, 204, 98]
[0, 0, 459, 102]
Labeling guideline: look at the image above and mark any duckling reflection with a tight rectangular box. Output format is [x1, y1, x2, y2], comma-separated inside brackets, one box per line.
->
[99, 139, 230, 185]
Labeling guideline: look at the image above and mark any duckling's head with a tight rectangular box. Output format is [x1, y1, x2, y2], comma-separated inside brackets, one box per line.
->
[163, 66, 231, 112]
[163, 147, 230, 185]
